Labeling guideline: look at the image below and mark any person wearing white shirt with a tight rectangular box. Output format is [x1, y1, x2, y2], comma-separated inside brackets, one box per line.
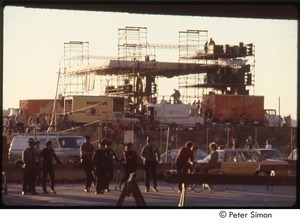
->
[265, 139, 272, 149]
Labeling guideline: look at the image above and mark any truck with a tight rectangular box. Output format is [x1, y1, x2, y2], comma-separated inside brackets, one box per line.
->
[201, 94, 265, 124]
[200, 94, 282, 126]
[264, 109, 283, 127]
[63, 95, 140, 126]
[146, 102, 204, 129]
[19, 99, 63, 118]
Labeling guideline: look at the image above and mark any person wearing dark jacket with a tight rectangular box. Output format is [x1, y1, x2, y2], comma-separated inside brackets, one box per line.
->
[22, 138, 39, 195]
[80, 135, 95, 193]
[39, 140, 61, 194]
[140, 136, 160, 192]
[175, 141, 194, 192]
[121, 142, 138, 181]
[92, 139, 110, 194]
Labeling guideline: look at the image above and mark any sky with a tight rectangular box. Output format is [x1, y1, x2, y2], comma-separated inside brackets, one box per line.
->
[2, 6, 298, 121]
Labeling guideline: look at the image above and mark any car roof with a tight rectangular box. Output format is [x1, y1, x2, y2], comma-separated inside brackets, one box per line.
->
[255, 148, 280, 151]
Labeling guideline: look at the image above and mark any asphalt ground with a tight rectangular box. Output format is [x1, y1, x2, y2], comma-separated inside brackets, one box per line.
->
[1, 180, 297, 208]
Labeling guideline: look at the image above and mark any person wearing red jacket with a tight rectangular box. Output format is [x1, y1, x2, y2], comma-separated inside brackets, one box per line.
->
[175, 141, 194, 193]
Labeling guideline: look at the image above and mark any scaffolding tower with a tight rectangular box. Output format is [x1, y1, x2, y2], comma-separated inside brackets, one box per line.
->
[179, 29, 208, 62]
[118, 26, 157, 63]
[60, 41, 90, 96]
[178, 30, 208, 103]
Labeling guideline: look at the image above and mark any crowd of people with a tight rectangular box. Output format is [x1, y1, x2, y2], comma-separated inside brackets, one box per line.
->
[2, 110, 275, 196]
[18, 134, 161, 196]
[21, 137, 62, 195]
[2, 109, 74, 133]
[84, 135, 160, 194]
[80, 135, 161, 194]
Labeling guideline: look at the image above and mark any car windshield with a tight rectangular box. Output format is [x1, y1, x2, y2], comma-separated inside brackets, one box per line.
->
[239, 151, 264, 162]
[200, 150, 224, 162]
[259, 149, 283, 159]
[160, 148, 207, 163]
[58, 137, 84, 148]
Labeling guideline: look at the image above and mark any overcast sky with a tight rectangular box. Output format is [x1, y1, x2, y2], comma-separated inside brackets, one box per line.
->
[3, 6, 298, 120]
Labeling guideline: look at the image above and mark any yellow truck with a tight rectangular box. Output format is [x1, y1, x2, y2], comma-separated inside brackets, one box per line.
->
[64, 95, 139, 126]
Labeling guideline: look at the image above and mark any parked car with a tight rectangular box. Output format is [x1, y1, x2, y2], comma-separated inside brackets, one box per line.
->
[159, 148, 208, 163]
[197, 149, 290, 176]
[254, 148, 285, 160]
[8, 134, 85, 165]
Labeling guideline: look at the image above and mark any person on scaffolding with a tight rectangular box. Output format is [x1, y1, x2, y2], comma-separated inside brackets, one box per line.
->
[171, 89, 181, 104]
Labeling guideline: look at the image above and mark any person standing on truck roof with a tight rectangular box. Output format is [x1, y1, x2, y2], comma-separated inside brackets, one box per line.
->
[39, 140, 61, 194]
[80, 135, 95, 193]
[141, 136, 160, 192]
[171, 89, 181, 104]
[22, 138, 39, 195]
[105, 140, 119, 192]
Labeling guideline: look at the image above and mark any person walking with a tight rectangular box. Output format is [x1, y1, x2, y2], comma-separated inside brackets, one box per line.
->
[80, 135, 95, 193]
[39, 140, 61, 194]
[105, 140, 119, 192]
[92, 139, 110, 194]
[175, 141, 194, 193]
[121, 142, 138, 182]
[140, 136, 160, 192]
[22, 138, 39, 195]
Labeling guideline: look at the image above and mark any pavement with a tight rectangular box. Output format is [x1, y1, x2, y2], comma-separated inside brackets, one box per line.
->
[1, 180, 297, 208]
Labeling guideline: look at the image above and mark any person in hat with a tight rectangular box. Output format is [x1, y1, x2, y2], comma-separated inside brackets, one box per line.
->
[39, 140, 61, 194]
[80, 135, 95, 193]
[22, 138, 39, 195]
[121, 142, 138, 182]
[92, 139, 110, 194]
[140, 136, 160, 192]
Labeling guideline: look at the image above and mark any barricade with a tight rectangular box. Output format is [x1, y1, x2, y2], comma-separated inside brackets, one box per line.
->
[116, 173, 146, 206]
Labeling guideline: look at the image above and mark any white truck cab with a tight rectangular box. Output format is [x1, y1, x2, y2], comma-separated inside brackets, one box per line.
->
[147, 103, 204, 130]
